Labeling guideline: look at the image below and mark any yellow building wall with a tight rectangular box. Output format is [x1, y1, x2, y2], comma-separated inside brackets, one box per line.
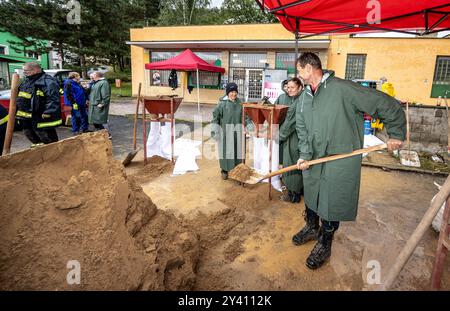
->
[131, 24, 449, 106]
[130, 24, 296, 42]
[130, 24, 328, 104]
[327, 36, 450, 105]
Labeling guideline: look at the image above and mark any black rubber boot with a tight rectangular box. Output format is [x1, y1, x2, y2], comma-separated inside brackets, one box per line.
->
[305, 228, 334, 270]
[292, 212, 320, 246]
[221, 170, 228, 180]
[280, 190, 293, 202]
[290, 191, 301, 203]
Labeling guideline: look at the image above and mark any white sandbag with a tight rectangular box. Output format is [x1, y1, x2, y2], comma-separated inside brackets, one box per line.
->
[172, 138, 201, 175]
[252, 136, 282, 192]
[146, 121, 174, 160]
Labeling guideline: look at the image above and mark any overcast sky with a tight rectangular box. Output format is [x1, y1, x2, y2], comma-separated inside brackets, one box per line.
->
[210, 0, 224, 8]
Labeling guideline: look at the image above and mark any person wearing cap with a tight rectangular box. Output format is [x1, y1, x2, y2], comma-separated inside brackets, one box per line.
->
[211, 82, 253, 180]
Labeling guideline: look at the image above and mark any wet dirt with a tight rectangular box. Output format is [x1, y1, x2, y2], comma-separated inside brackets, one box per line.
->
[2, 130, 448, 291]
[136, 155, 450, 291]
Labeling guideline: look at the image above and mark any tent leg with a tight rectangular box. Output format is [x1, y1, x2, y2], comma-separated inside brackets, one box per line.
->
[197, 69, 200, 113]
[182, 72, 185, 98]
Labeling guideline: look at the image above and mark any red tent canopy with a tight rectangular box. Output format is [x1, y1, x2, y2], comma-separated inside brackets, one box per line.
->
[256, 0, 450, 37]
[145, 49, 225, 73]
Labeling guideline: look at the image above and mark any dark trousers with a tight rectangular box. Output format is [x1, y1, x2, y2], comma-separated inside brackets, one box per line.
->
[306, 205, 340, 232]
[71, 108, 89, 133]
[0, 123, 6, 154]
[22, 119, 59, 144]
[93, 123, 104, 130]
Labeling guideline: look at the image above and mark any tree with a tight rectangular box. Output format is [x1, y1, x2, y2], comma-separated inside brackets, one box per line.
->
[158, 0, 211, 26]
[221, 0, 277, 24]
[0, 0, 159, 76]
[0, 0, 73, 65]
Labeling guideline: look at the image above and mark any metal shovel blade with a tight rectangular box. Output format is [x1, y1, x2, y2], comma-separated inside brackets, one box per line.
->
[228, 164, 264, 184]
[122, 148, 140, 166]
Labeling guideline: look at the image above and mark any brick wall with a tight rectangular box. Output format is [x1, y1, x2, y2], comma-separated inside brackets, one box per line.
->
[377, 105, 449, 154]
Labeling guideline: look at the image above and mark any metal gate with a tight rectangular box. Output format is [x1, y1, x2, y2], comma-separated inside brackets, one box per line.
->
[246, 69, 264, 101]
[230, 68, 246, 100]
[229, 68, 264, 102]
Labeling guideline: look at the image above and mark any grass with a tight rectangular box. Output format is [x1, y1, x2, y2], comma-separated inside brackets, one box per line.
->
[111, 82, 132, 98]
[418, 152, 450, 173]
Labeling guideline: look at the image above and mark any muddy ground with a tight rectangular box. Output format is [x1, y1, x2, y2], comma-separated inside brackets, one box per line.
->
[128, 150, 450, 291]
[2, 128, 449, 290]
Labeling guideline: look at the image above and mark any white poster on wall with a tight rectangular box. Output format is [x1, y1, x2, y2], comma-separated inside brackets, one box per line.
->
[263, 69, 288, 104]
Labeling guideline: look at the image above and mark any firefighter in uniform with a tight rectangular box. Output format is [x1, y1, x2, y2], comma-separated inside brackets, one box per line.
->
[17, 62, 62, 146]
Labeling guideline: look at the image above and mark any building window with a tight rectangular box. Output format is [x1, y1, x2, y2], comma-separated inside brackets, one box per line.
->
[431, 56, 450, 98]
[149, 51, 222, 88]
[189, 71, 221, 89]
[26, 51, 41, 61]
[275, 52, 295, 77]
[0, 61, 9, 90]
[276, 51, 322, 78]
[188, 52, 222, 89]
[149, 51, 180, 87]
[345, 54, 366, 80]
[229, 52, 267, 101]
[0, 46, 6, 55]
[230, 52, 267, 68]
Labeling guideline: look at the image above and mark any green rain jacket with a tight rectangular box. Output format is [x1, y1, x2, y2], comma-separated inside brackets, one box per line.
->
[88, 79, 111, 125]
[296, 70, 406, 221]
[277, 92, 303, 193]
[211, 95, 253, 172]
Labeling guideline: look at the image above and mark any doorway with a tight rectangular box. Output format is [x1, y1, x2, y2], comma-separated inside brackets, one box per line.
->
[230, 68, 264, 102]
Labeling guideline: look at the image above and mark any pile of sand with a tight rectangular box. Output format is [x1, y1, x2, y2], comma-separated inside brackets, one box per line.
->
[129, 156, 173, 184]
[0, 132, 198, 290]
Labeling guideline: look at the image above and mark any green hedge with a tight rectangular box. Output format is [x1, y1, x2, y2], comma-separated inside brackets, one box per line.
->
[105, 71, 132, 84]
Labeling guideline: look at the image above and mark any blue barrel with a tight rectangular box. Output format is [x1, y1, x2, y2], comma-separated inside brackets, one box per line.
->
[364, 120, 372, 135]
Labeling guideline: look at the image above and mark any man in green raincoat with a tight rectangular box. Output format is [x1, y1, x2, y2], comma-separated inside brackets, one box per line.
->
[211, 82, 253, 180]
[293, 52, 406, 270]
[278, 78, 304, 203]
[88, 71, 111, 134]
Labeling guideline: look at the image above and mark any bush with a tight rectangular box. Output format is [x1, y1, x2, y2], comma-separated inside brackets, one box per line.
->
[105, 71, 132, 84]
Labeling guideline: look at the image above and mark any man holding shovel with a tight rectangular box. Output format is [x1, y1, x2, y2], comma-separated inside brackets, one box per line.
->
[293, 52, 406, 270]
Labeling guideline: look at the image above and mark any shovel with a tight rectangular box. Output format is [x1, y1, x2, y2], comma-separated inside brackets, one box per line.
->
[399, 101, 420, 167]
[2, 73, 19, 156]
[229, 143, 388, 185]
[122, 83, 142, 166]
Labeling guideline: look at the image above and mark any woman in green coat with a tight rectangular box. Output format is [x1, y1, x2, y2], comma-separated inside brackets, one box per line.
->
[211, 82, 253, 180]
[88, 72, 111, 131]
[278, 78, 304, 203]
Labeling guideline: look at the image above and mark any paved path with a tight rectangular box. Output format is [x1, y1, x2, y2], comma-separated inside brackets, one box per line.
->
[110, 98, 215, 122]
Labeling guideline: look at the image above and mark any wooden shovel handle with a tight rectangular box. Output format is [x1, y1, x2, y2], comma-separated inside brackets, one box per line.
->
[260, 143, 387, 181]
[2, 73, 19, 156]
[133, 83, 142, 150]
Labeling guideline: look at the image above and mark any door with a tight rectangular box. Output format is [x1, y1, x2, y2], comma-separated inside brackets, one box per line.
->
[230, 68, 264, 102]
[246, 69, 264, 101]
[230, 68, 246, 100]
